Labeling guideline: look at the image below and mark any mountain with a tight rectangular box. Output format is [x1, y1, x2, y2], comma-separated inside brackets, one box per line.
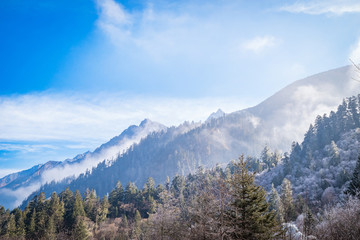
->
[256, 94, 360, 208]
[206, 109, 225, 122]
[0, 119, 166, 209]
[14, 66, 358, 209]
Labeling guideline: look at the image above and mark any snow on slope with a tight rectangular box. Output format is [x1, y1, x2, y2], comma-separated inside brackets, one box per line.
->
[236, 65, 359, 152]
[1, 65, 359, 209]
[0, 119, 166, 208]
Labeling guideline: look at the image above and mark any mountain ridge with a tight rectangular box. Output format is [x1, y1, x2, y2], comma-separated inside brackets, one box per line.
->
[1, 65, 358, 209]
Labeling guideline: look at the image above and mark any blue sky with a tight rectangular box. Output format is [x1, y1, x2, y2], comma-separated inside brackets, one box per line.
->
[0, 0, 360, 176]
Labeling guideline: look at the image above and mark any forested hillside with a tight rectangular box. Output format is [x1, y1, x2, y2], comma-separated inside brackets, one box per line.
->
[257, 95, 360, 208]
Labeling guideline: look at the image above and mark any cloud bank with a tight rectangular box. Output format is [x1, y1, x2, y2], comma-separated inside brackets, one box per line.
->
[0, 92, 253, 169]
[279, 0, 360, 15]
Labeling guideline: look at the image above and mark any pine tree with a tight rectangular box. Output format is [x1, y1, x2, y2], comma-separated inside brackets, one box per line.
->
[35, 192, 47, 238]
[268, 184, 284, 223]
[280, 178, 295, 222]
[49, 192, 64, 233]
[84, 189, 97, 222]
[45, 215, 57, 240]
[109, 180, 123, 217]
[303, 207, 315, 238]
[15, 210, 26, 239]
[27, 208, 36, 239]
[73, 217, 90, 240]
[133, 210, 142, 239]
[6, 214, 17, 238]
[226, 156, 282, 240]
[346, 154, 360, 196]
[73, 190, 86, 218]
[98, 195, 109, 223]
[261, 146, 273, 169]
[59, 187, 74, 232]
[118, 214, 130, 239]
[328, 141, 340, 166]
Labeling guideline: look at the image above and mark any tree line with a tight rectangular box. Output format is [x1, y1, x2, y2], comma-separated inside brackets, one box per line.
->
[1, 152, 360, 239]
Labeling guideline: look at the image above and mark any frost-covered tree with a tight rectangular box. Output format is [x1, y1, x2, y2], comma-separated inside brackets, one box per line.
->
[261, 146, 273, 169]
[280, 178, 295, 222]
[268, 184, 284, 223]
[346, 154, 360, 197]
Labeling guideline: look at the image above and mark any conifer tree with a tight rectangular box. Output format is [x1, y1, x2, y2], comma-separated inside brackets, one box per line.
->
[120, 214, 130, 239]
[303, 207, 315, 238]
[73, 217, 90, 240]
[35, 192, 47, 238]
[328, 141, 340, 166]
[15, 210, 26, 239]
[226, 155, 282, 240]
[59, 187, 74, 232]
[133, 210, 142, 239]
[346, 154, 360, 196]
[73, 190, 86, 217]
[73, 190, 86, 231]
[109, 180, 123, 217]
[98, 195, 109, 223]
[84, 189, 97, 222]
[6, 214, 17, 238]
[49, 192, 64, 233]
[280, 178, 295, 222]
[261, 146, 273, 169]
[268, 184, 284, 223]
[27, 208, 36, 239]
[45, 215, 57, 240]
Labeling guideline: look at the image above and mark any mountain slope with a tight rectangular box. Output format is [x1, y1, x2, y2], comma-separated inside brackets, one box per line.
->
[0, 119, 166, 208]
[18, 66, 359, 208]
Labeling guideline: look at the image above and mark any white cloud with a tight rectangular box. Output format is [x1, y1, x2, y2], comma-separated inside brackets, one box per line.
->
[279, 0, 360, 15]
[349, 38, 360, 64]
[0, 168, 23, 178]
[0, 183, 41, 208]
[0, 92, 253, 146]
[241, 36, 278, 54]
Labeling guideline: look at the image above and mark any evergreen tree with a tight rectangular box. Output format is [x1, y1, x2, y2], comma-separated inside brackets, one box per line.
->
[27, 208, 36, 239]
[226, 156, 282, 240]
[73, 190, 86, 219]
[133, 210, 142, 239]
[15, 210, 26, 239]
[303, 207, 315, 238]
[109, 180, 123, 217]
[346, 154, 360, 196]
[59, 187, 74, 232]
[84, 189, 97, 222]
[98, 195, 109, 223]
[73, 217, 90, 240]
[35, 192, 47, 238]
[6, 214, 17, 238]
[45, 215, 57, 240]
[328, 141, 340, 166]
[280, 178, 295, 222]
[165, 176, 170, 191]
[261, 146, 273, 169]
[49, 192, 64, 233]
[120, 215, 130, 239]
[268, 184, 284, 223]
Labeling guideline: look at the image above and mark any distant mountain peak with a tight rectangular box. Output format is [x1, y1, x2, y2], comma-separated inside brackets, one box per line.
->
[206, 109, 225, 122]
[140, 118, 152, 126]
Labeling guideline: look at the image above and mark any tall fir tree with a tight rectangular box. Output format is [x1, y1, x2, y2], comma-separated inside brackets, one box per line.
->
[226, 156, 282, 240]
[346, 154, 360, 196]
[133, 210, 142, 239]
[280, 178, 295, 222]
[268, 184, 284, 223]
[73, 217, 90, 240]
